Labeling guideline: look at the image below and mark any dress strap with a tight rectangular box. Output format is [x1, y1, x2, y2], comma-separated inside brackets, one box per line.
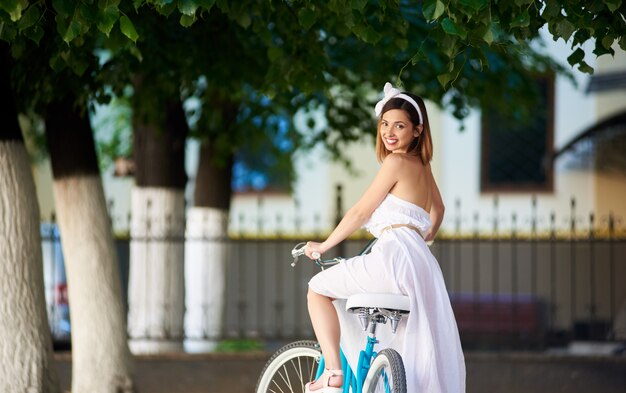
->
[380, 224, 424, 239]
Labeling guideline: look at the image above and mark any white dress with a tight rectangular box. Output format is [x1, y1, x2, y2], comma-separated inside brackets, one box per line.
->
[308, 193, 466, 393]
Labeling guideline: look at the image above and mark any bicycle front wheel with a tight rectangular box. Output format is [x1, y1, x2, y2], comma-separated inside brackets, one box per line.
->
[362, 348, 407, 393]
[255, 340, 322, 393]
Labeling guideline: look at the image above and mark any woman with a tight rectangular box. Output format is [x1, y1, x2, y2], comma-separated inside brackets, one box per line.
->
[304, 83, 466, 392]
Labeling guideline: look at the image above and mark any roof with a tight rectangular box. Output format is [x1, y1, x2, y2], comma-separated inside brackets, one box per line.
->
[553, 110, 626, 171]
[586, 71, 626, 93]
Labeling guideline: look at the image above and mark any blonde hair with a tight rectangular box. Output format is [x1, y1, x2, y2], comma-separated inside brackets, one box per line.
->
[375, 93, 433, 164]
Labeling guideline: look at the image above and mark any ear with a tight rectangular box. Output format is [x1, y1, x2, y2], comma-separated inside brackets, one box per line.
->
[413, 124, 423, 137]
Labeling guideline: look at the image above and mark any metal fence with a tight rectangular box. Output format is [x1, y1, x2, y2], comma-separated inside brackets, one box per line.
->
[41, 195, 626, 350]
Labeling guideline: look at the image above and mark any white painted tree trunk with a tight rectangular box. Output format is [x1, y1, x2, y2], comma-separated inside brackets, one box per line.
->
[0, 141, 59, 393]
[52, 175, 134, 392]
[128, 186, 185, 353]
[184, 207, 229, 352]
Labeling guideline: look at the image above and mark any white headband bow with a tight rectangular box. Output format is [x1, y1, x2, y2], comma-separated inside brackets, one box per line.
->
[374, 82, 423, 124]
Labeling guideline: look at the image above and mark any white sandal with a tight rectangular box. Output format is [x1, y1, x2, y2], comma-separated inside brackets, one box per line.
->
[304, 368, 344, 393]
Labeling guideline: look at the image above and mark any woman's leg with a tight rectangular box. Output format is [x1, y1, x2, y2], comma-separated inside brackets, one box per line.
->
[307, 288, 343, 389]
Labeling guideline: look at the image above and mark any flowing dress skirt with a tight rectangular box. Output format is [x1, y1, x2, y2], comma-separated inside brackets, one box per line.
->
[308, 227, 466, 393]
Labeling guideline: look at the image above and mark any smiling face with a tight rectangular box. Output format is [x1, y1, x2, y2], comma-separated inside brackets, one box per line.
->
[379, 109, 421, 154]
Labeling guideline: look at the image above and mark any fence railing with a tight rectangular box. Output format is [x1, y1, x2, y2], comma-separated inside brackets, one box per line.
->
[41, 220, 626, 350]
[39, 191, 626, 350]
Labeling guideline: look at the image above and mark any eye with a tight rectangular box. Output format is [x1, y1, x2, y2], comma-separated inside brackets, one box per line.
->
[395, 124, 405, 129]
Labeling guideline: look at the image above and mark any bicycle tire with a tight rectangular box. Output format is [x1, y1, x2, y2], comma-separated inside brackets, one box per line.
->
[255, 340, 322, 393]
[362, 348, 407, 393]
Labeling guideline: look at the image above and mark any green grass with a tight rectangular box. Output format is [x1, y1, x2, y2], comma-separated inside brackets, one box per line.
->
[215, 339, 265, 352]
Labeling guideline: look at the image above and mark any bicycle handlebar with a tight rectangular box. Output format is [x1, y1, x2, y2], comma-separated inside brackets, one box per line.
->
[290, 242, 345, 269]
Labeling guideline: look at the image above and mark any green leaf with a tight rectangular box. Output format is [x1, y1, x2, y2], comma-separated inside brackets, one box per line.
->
[23, 25, 44, 44]
[604, 0, 622, 12]
[0, 23, 17, 42]
[510, 10, 530, 28]
[578, 60, 594, 74]
[97, 6, 119, 36]
[482, 22, 496, 45]
[79, 4, 98, 24]
[441, 18, 467, 39]
[52, 0, 74, 17]
[178, 0, 197, 16]
[179, 14, 196, 27]
[129, 46, 143, 62]
[351, 0, 368, 11]
[542, 0, 560, 17]
[352, 25, 382, 44]
[156, 3, 176, 16]
[1, 0, 22, 21]
[236, 12, 251, 28]
[437, 72, 453, 88]
[440, 34, 458, 58]
[567, 48, 585, 66]
[49, 52, 66, 72]
[395, 37, 408, 51]
[601, 34, 615, 49]
[555, 19, 575, 41]
[459, 0, 487, 12]
[196, 0, 216, 11]
[63, 19, 82, 43]
[17, 5, 40, 31]
[298, 8, 316, 30]
[619, 36, 626, 51]
[268, 46, 283, 62]
[593, 43, 614, 57]
[67, 55, 89, 76]
[216, 0, 229, 12]
[120, 15, 138, 42]
[10, 40, 25, 57]
[423, 0, 445, 21]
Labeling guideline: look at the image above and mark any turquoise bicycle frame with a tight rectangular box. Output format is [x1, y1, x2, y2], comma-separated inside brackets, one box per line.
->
[315, 334, 379, 393]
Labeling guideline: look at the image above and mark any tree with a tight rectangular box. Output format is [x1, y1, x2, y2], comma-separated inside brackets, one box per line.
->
[45, 94, 134, 392]
[0, 43, 59, 393]
[4, 2, 137, 390]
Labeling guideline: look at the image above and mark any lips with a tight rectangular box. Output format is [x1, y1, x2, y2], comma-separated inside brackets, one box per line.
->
[384, 137, 398, 147]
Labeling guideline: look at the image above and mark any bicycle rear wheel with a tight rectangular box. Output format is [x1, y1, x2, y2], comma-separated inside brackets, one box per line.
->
[255, 340, 322, 393]
[362, 348, 407, 393]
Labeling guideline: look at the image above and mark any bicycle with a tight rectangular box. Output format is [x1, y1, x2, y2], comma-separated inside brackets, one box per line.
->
[255, 240, 409, 393]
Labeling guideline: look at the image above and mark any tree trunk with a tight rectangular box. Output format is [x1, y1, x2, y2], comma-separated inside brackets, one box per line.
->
[128, 99, 188, 353]
[0, 47, 60, 392]
[184, 142, 233, 352]
[45, 96, 134, 392]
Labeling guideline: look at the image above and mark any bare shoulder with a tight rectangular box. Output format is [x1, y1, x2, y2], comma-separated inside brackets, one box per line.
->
[382, 153, 414, 166]
[383, 153, 425, 172]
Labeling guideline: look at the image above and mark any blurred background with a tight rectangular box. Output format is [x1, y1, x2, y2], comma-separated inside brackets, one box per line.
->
[2, 1, 625, 392]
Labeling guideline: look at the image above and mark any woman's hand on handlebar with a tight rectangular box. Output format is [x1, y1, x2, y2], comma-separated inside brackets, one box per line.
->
[305, 241, 324, 260]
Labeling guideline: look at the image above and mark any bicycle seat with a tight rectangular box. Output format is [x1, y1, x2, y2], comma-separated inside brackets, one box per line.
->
[346, 293, 410, 314]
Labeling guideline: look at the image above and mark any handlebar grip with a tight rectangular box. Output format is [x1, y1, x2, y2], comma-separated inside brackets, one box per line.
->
[311, 251, 321, 259]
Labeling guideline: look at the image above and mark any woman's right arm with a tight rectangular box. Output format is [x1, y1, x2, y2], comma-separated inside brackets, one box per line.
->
[424, 166, 445, 242]
[305, 155, 402, 259]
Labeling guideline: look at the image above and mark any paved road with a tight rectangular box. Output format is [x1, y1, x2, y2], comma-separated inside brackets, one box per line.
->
[55, 352, 269, 393]
[55, 350, 626, 393]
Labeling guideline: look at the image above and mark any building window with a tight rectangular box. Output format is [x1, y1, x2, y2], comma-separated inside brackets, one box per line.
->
[480, 75, 555, 192]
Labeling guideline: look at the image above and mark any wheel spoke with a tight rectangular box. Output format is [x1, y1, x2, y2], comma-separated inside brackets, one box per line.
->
[274, 364, 290, 392]
[256, 341, 323, 393]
